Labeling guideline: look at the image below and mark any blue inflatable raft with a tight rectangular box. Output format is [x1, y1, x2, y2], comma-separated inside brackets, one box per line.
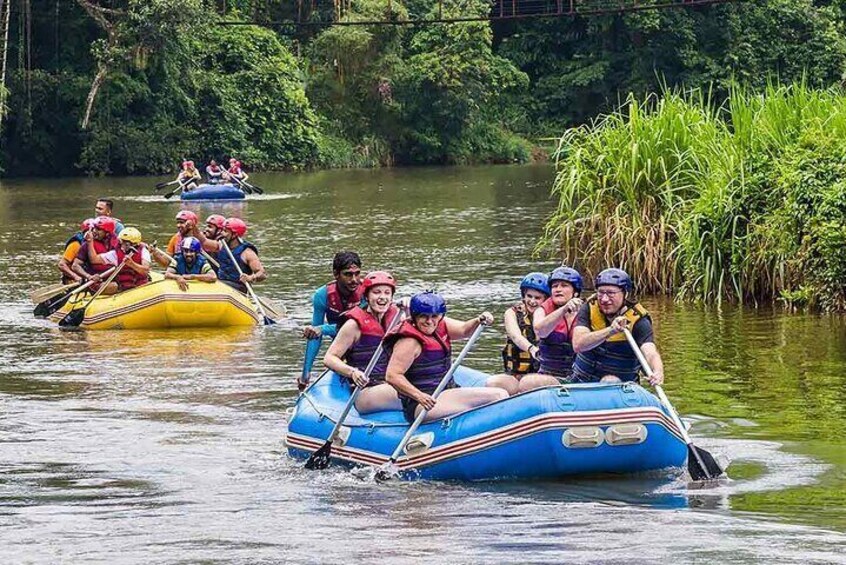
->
[180, 183, 245, 201]
[285, 368, 688, 480]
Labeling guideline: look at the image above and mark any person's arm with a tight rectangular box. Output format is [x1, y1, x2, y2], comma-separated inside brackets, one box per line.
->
[504, 308, 536, 356]
[533, 298, 583, 338]
[71, 256, 93, 280]
[386, 338, 433, 409]
[150, 245, 171, 268]
[323, 321, 369, 386]
[192, 224, 220, 254]
[58, 242, 83, 282]
[124, 248, 151, 275]
[444, 311, 493, 340]
[631, 317, 663, 385]
[572, 303, 628, 354]
[192, 262, 216, 283]
[239, 248, 266, 283]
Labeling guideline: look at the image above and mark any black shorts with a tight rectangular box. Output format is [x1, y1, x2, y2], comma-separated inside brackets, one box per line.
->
[400, 396, 419, 424]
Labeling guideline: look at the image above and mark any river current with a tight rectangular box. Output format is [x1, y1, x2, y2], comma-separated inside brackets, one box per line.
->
[0, 166, 844, 563]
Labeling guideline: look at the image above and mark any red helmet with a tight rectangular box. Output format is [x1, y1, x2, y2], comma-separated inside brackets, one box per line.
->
[205, 214, 225, 229]
[175, 210, 199, 223]
[362, 270, 396, 293]
[182, 160, 190, 169]
[80, 218, 96, 231]
[187, 160, 195, 167]
[93, 216, 116, 234]
[229, 158, 237, 164]
[223, 217, 247, 237]
[235, 160, 242, 167]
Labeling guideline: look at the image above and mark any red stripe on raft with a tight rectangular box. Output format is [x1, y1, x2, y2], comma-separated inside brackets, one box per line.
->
[285, 407, 685, 470]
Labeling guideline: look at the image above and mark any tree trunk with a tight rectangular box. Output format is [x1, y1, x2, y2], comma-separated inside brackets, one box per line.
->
[81, 62, 108, 130]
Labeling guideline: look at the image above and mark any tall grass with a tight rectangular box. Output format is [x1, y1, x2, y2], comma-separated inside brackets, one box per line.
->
[541, 81, 846, 311]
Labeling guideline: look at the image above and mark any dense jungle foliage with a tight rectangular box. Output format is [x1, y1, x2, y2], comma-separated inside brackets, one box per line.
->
[2, 0, 846, 175]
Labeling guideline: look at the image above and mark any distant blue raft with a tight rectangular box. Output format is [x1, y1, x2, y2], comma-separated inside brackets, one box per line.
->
[180, 183, 245, 201]
[285, 368, 688, 481]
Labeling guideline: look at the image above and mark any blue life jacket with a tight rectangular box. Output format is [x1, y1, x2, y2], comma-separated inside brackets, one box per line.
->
[216, 240, 257, 283]
[175, 254, 208, 276]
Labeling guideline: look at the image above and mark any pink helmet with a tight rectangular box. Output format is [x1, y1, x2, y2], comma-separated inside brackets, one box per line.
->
[362, 271, 396, 293]
[93, 216, 116, 234]
[205, 214, 226, 230]
[223, 217, 247, 237]
[175, 210, 199, 224]
[80, 218, 97, 231]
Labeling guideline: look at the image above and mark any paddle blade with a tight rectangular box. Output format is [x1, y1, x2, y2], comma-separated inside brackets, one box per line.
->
[304, 442, 333, 470]
[687, 444, 724, 481]
[154, 181, 169, 190]
[34, 293, 71, 318]
[58, 307, 85, 328]
[163, 190, 177, 199]
[251, 185, 264, 194]
[374, 462, 400, 482]
[262, 315, 276, 326]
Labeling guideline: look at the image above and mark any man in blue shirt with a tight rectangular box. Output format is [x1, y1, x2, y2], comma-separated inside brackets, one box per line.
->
[300, 251, 365, 390]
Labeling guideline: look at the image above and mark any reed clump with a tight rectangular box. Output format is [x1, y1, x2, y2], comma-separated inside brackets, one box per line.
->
[541, 81, 846, 312]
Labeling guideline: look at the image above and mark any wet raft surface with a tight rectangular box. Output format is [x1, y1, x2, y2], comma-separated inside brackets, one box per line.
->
[0, 167, 845, 563]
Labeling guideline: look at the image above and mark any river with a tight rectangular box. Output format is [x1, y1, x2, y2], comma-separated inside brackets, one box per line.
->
[0, 166, 844, 563]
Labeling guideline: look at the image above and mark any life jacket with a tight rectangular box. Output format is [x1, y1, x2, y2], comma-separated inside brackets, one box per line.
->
[228, 165, 242, 175]
[340, 305, 400, 385]
[78, 239, 114, 275]
[171, 232, 184, 255]
[502, 302, 539, 375]
[325, 281, 365, 326]
[208, 165, 222, 173]
[65, 232, 84, 248]
[216, 240, 257, 284]
[537, 298, 577, 378]
[571, 299, 650, 383]
[115, 244, 150, 290]
[385, 319, 452, 394]
[175, 253, 208, 276]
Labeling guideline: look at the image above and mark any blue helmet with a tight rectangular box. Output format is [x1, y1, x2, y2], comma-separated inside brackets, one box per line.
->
[595, 268, 632, 292]
[181, 236, 202, 253]
[549, 266, 583, 293]
[519, 272, 550, 297]
[410, 291, 447, 316]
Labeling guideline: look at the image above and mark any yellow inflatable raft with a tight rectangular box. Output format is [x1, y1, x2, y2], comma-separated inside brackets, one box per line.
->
[49, 276, 267, 330]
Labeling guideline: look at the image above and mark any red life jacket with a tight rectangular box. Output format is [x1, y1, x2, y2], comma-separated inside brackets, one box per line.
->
[340, 305, 400, 383]
[115, 244, 149, 290]
[77, 239, 115, 275]
[385, 319, 451, 394]
[325, 281, 364, 325]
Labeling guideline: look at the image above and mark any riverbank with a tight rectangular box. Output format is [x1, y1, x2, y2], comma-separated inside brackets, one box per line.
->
[541, 81, 846, 313]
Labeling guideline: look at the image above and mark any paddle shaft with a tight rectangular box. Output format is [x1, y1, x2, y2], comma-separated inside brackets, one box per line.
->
[61, 259, 128, 325]
[385, 322, 487, 466]
[325, 310, 405, 444]
[220, 239, 270, 322]
[228, 173, 262, 194]
[622, 328, 711, 472]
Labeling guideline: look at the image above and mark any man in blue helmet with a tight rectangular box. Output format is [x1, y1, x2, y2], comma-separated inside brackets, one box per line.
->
[501, 272, 549, 378]
[164, 237, 217, 291]
[571, 268, 664, 385]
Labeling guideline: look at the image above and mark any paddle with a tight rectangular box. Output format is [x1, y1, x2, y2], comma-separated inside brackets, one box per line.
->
[164, 177, 195, 199]
[220, 239, 275, 326]
[155, 179, 181, 191]
[30, 282, 81, 304]
[33, 268, 116, 318]
[229, 174, 264, 195]
[375, 320, 488, 481]
[622, 328, 724, 481]
[227, 174, 253, 195]
[305, 309, 405, 470]
[58, 258, 129, 328]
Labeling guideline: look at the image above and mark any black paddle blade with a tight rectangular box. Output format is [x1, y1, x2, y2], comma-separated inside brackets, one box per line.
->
[34, 293, 71, 318]
[687, 444, 724, 481]
[163, 190, 177, 199]
[304, 442, 333, 470]
[262, 315, 276, 326]
[251, 185, 264, 194]
[58, 307, 85, 328]
[154, 181, 170, 190]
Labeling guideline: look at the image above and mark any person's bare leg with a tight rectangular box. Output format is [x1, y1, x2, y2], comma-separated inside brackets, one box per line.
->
[418, 388, 508, 422]
[355, 383, 402, 414]
[486, 374, 520, 396]
[517, 373, 560, 393]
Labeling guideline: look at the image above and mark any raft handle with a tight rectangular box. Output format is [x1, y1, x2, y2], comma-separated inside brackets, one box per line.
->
[606, 424, 648, 446]
[562, 427, 605, 448]
[404, 432, 435, 455]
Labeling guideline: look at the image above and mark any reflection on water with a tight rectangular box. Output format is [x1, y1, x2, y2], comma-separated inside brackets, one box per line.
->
[1, 166, 845, 562]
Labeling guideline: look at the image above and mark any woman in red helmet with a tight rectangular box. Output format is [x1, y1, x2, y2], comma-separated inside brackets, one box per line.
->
[323, 271, 404, 414]
[194, 217, 266, 293]
[227, 158, 248, 187]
